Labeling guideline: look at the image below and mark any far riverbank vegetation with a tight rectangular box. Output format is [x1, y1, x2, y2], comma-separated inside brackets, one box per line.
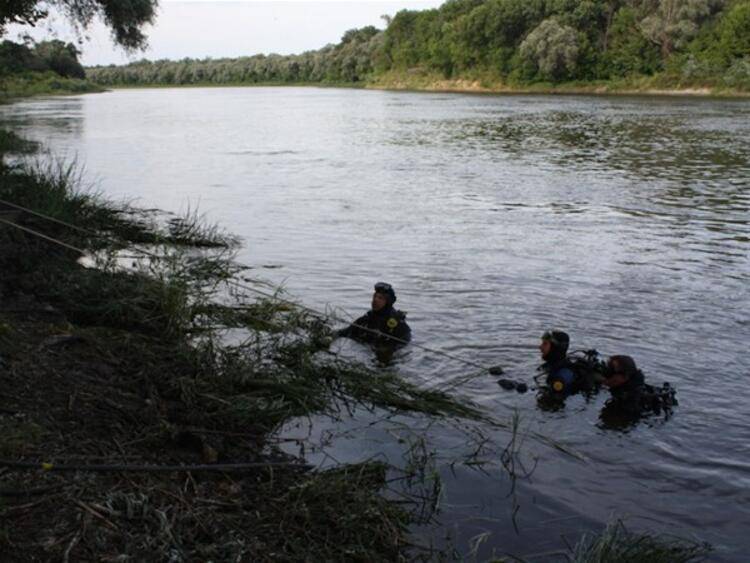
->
[0, 38, 102, 99]
[86, 0, 750, 95]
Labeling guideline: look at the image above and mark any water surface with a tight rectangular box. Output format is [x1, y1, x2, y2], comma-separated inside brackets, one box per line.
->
[2, 87, 749, 560]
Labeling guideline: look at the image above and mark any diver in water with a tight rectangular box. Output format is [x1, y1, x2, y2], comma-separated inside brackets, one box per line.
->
[337, 282, 411, 347]
[601, 355, 678, 417]
[537, 330, 575, 396]
[497, 332, 603, 396]
[534, 330, 611, 407]
[601, 355, 645, 416]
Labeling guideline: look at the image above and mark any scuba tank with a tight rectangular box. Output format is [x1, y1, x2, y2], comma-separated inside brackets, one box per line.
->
[640, 381, 679, 415]
[565, 349, 607, 393]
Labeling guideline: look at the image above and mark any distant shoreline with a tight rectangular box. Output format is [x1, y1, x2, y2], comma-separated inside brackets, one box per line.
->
[97, 79, 750, 100]
[366, 71, 750, 99]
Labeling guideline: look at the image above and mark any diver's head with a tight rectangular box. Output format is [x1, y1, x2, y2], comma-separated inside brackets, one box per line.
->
[606, 355, 638, 380]
[372, 281, 396, 312]
[540, 330, 570, 363]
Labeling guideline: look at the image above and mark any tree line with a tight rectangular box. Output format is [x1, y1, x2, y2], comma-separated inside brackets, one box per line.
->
[377, 0, 750, 86]
[87, 25, 384, 86]
[15, 0, 750, 90]
[1, 0, 156, 51]
[1, 0, 156, 92]
[0, 39, 86, 79]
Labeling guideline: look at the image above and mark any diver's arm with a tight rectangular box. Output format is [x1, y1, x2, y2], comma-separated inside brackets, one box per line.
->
[337, 313, 370, 339]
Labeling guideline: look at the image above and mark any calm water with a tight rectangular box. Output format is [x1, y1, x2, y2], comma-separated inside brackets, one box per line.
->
[2, 87, 749, 560]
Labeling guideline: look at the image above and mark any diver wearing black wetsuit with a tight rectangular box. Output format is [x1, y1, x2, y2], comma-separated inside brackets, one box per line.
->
[338, 282, 411, 346]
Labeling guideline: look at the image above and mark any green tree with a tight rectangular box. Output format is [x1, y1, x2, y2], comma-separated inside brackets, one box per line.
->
[637, 0, 725, 57]
[519, 17, 581, 80]
[0, 0, 46, 31]
[0, 0, 158, 50]
[716, 0, 750, 61]
[453, 0, 545, 70]
[681, 0, 750, 79]
[32, 39, 85, 78]
[0, 38, 40, 74]
[605, 6, 662, 75]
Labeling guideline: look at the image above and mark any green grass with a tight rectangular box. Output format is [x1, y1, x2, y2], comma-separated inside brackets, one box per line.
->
[0, 129, 38, 155]
[571, 520, 711, 563]
[369, 68, 750, 97]
[0, 71, 103, 100]
[95, 80, 366, 90]
[0, 155, 239, 249]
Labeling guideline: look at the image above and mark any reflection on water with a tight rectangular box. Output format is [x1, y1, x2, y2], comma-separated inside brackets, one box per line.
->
[1, 88, 749, 560]
[462, 113, 750, 182]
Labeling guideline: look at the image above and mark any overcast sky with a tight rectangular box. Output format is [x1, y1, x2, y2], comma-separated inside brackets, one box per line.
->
[7, 0, 444, 66]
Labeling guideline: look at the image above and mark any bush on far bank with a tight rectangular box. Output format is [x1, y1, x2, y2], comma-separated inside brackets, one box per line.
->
[0, 39, 85, 79]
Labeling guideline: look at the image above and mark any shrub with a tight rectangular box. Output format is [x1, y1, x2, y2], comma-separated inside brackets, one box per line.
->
[519, 17, 581, 81]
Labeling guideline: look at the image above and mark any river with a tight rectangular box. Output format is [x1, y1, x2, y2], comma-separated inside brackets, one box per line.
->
[2, 87, 749, 560]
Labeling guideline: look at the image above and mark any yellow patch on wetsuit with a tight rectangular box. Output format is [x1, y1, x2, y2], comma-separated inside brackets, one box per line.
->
[387, 318, 399, 330]
[552, 380, 564, 392]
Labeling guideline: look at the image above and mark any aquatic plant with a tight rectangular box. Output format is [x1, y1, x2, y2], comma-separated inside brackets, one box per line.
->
[0, 129, 38, 155]
[571, 520, 712, 563]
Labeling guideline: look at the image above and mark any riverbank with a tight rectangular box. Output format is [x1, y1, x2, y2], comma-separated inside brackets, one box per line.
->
[93, 80, 364, 91]
[0, 71, 104, 101]
[91, 74, 750, 99]
[368, 70, 750, 99]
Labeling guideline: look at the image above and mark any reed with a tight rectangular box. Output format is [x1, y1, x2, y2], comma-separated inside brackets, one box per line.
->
[571, 520, 711, 563]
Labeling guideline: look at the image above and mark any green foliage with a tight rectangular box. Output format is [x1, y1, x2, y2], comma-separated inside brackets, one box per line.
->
[453, 0, 546, 71]
[724, 55, 750, 87]
[520, 17, 582, 80]
[85, 0, 749, 90]
[637, 0, 725, 58]
[0, 39, 85, 79]
[88, 24, 384, 86]
[716, 1, 750, 61]
[0, 37, 94, 97]
[0, 148, 483, 423]
[675, 0, 750, 86]
[0, 39, 42, 74]
[0, 0, 158, 50]
[0, 128, 37, 154]
[605, 7, 664, 76]
[689, 0, 750, 64]
[572, 520, 711, 562]
[0, 0, 47, 32]
[0, 70, 102, 98]
[32, 39, 85, 78]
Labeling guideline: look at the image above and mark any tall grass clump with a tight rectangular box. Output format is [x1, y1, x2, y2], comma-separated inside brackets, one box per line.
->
[0, 71, 103, 100]
[572, 521, 711, 563]
[0, 129, 39, 155]
[1, 143, 238, 251]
